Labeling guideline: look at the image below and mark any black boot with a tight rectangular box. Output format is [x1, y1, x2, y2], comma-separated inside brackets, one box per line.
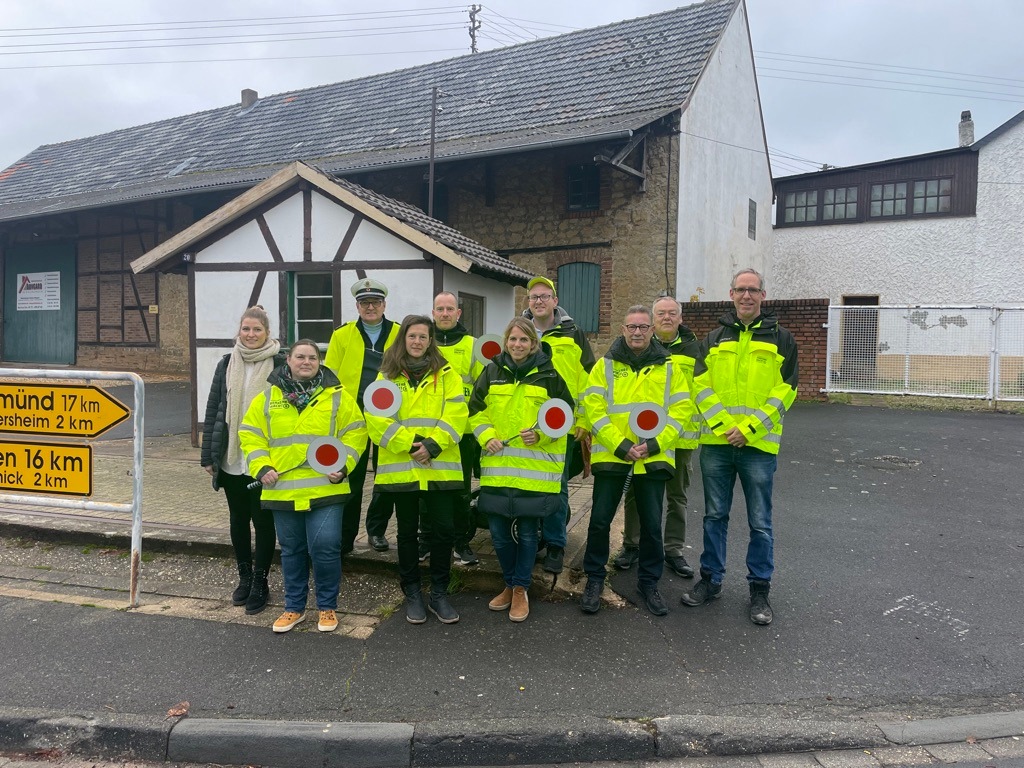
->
[231, 562, 252, 606]
[403, 583, 427, 624]
[749, 579, 773, 625]
[428, 590, 459, 624]
[245, 568, 270, 615]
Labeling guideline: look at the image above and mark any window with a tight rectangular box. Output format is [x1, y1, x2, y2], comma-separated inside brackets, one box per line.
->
[783, 190, 817, 223]
[823, 186, 858, 220]
[748, 199, 757, 240]
[869, 182, 907, 217]
[290, 272, 334, 346]
[913, 178, 952, 214]
[567, 164, 600, 211]
[458, 292, 484, 337]
[556, 262, 600, 333]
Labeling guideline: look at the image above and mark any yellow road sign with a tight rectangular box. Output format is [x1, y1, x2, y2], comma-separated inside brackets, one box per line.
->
[0, 440, 92, 496]
[0, 384, 130, 438]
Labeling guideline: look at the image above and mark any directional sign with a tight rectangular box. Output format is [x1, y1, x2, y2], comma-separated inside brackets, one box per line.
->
[0, 384, 130, 438]
[0, 440, 92, 497]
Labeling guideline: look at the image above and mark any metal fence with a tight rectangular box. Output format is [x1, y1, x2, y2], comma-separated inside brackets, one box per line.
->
[825, 305, 1024, 402]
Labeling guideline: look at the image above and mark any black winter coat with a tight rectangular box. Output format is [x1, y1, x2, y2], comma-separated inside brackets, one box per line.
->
[200, 351, 286, 490]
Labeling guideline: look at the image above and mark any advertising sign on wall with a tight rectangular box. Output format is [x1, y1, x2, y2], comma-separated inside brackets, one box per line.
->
[16, 271, 61, 311]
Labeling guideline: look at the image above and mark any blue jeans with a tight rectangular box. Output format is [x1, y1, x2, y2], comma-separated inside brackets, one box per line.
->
[489, 515, 541, 588]
[272, 503, 343, 612]
[541, 436, 575, 549]
[584, 473, 665, 588]
[699, 444, 777, 584]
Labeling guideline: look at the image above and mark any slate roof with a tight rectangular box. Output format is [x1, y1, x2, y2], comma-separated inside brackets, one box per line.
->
[0, 0, 737, 223]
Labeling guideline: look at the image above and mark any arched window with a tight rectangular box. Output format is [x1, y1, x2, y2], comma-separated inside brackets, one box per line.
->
[556, 262, 600, 333]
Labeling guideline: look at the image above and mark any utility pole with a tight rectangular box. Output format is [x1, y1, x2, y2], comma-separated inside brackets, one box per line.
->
[469, 5, 481, 53]
[428, 86, 438, 218]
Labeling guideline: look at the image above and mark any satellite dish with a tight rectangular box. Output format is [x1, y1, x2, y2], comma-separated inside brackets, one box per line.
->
[363, 379, 402, 418]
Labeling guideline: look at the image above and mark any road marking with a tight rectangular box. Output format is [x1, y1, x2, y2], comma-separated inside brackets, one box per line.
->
[883, 594, 970, 638]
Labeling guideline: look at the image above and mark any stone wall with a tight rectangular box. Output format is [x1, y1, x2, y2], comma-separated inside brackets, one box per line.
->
[679, 298, 828, 400]
[359, 133, 679, 350]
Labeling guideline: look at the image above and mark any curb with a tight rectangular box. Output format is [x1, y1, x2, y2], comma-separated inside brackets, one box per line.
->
[2, 707, 1023, 767]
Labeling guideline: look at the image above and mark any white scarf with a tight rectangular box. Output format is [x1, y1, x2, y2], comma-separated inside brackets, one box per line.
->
[225, 337, 281, 468]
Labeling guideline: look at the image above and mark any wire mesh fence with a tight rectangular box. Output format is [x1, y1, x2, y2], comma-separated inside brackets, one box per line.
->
[826, 306, 1024, 401]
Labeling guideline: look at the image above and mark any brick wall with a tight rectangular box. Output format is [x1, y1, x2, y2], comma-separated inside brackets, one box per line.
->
[679, 298, 829, 400]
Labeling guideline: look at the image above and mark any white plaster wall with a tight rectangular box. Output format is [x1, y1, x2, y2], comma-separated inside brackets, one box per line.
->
[774, 118, 1024, 306]
[676, 2, 774, 302]
[198, 219, 272, 264]
[442, 265, 517, 335]
[311, 192, 356, 260]
[194, 272, 282, 339]
[261, 193, 304, 261]
[347, 218, 423, 262]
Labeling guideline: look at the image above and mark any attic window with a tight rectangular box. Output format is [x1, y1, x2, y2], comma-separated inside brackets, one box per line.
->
[567, 164, 599, 211]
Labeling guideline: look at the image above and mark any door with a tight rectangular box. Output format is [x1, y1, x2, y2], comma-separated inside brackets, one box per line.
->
[840, 295, 879, 383]
[3, 243, 77, 364]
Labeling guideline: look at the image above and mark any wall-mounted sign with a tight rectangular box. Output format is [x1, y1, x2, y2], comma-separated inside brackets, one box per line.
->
[16, 271, 60, 311]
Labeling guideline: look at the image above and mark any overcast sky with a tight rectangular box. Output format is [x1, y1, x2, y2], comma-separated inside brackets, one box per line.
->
[1, 1, 1022, 177]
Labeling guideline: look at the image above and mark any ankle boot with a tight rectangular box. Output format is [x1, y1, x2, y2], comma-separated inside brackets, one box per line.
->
[428, 590, 459, 624]
[245, 568, 270, 615]
[232, 562, 252, 606]
[403, 584, 427, 624]
[509, 586, 529, 622]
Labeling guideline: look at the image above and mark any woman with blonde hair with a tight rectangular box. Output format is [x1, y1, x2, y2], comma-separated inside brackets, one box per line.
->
[469, 317, 574, 622]
[201, 305, 284, 614]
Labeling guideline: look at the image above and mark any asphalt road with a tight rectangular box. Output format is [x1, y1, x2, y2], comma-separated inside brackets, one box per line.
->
[1, 403, 1022, 726]
[98, 381, 191, 440]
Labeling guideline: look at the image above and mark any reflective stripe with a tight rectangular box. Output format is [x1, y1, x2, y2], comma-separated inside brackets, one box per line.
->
[448, 395, 466, 404]
[763, 431, 782, 445]
[473, 423, 492, 440]
[403, 418, 441, 428]
[590, 443, 611, 455]
[695, 388, 717, 406]
[498, 446, 566, 462]
[268, 434, 323, 448]
[702, 401, 726, 418]
[766, 396, 786, 415]
[754, 409, 774, 432]
[668, 391, 689, 405]
[377, 460, 464, 476]
[583, 385, 606, 398]
[263, 386, 274, 440]
[238, 423, 262, 435]
[273, 476, 336, 491]
[329, 391, 341, 436]
[592, 416, 611, 433]
[246, 449, 270, 460]
[679, 429, 700, 441]
[482, 466, 562, 483]
[437, 421, 462, 443]
[379, 422, 402, 450]
[664, 360, 673, 405]
[605, 358, 615, 401]
[607, 404, 633, 414]
[338, 419, 363, 435]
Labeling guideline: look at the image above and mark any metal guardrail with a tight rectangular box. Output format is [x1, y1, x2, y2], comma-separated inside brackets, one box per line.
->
[0, 368, 145, 606]
[825, 305, 1024, 402]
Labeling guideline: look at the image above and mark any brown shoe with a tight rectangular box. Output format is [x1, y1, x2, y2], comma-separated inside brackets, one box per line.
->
[509, 586, 529, 622]
[489, 587, 513, 611]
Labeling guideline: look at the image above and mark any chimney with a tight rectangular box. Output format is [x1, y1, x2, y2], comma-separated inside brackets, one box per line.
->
[959, 110, 974, 147]
[241, 89, 258, 110]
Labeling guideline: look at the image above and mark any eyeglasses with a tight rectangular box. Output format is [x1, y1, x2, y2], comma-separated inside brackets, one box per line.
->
[731, 287, 763, 296]
[528, 293, 554, 302]
[624, 324, 652, 333]
[357, 299, 383, 308]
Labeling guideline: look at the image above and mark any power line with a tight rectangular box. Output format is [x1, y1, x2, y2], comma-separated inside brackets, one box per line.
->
[483, 7, 539, 41]
[759, 73, 1024, 106]
[758, 66, 1024, 101]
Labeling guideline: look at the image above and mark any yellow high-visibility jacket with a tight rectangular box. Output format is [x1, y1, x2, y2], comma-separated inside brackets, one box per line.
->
[522, 306, 595, 427]
[435, 322, 483, 434]
[323, 319, 400, 407]
[658, 324, 702, 450]
[583, 337, 693, 476]
[694, 311, 798, 455]
[365, 364, 468, 492]
[469, 348, 574, 511]
[239, 367, 367, 511]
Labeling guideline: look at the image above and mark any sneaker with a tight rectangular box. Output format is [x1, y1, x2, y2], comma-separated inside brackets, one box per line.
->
[403, 585, 427, 624]
[638, 584, 668, 616]
[489, 587, 513, 612]
[509, 586, 529, 622]
[369, 535, 390, 552]
[535, 542, 547, 560]
[665, 554, 695, 579]
[543, 546, 564, 574]
[680, 574, 722, 607]
[749, 580, 773, 626]
[454, 544, 479, 567]
[613, 546, 639, 570]
[317, 609, 338, 632]
[428, 592, 460, 624]
[418, 540, 430, 562]
[272, 611, 305, 633]
[580, 578, 603, 614]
